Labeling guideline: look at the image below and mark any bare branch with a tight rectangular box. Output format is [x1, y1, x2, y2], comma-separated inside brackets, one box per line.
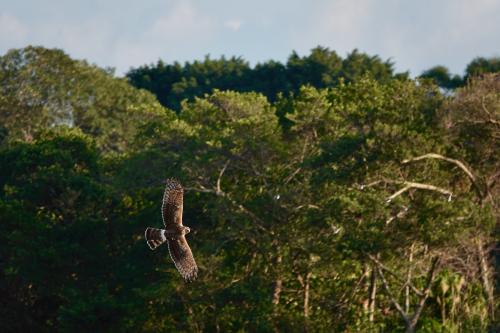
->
[402, 153, 484, 199]
[284, 167, 302, 185]
[405, 243, 415, 314]
[362, 178, 452, 203]
[186, 181, 271, 234]
[368, 266, 377, 322]
[284, 138, 310, 184]
[184, 185, 216, 194]
[386, 185, 411, 202]
[386, 181, 452, 203]
[360, 180, 383, 190]
[368, 254, 424, 297]
[386, 206, 409, 225]
[373, 255, 440, 331]
[216, 160, 231, 195]
[297, 274, 304, 288]
[375, 264, 409, 324]
[219, 190, 271, 234]
[294, 204, 321, 211]
[409, 257, 440, 326]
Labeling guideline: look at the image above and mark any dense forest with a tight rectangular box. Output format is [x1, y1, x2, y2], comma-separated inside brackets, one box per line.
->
[126, 46, 499, 111]
[0, 46, 499, 332]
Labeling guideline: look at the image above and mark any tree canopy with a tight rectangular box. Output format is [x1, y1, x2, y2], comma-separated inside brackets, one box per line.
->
[0, 46, 498, 332]
[0, 46, 168, 152]
[126, 46, 404, 112]
[419, 56, 500, 90]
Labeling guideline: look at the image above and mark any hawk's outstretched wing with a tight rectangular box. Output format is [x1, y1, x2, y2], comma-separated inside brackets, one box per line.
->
[162, 179, 183, 226]
[167, 236, 198, 282]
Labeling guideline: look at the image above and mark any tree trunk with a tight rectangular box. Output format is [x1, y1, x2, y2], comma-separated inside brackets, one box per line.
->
[272, 253, 283, 333]
[404, 321, 416, 333]
[368, 266, 377, 322]
[272, 255, 283, 306]
[303, 271, 312, 333]
[405, 243, 415, 314]
[297, 271, 312, 332]
[362, 264, 370, 312]
[272, 277, 282, 305]
[304, 272, 311, 319]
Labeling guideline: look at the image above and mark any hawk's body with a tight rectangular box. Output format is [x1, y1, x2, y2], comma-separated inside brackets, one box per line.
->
[145, 179, 198, 282]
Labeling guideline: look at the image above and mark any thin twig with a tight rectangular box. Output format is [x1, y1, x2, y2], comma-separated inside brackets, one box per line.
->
[367, 254, 424, 297]
[186, 183, 270, 234]
[284, 167, 302, 184]
[375, 265, 409, 323]
[294, 204, 321, 211]
[284, 138, 310, 184]
[360, 180, 383, 189]
[386, 206, 409, 225]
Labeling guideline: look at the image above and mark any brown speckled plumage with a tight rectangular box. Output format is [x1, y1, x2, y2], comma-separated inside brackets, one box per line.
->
[145, 179, 198, 282]
[161, 179, 184, 226]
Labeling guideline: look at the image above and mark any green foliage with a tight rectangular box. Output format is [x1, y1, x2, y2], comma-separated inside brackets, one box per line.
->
[0, 46, 168, 152]
[127, 46, 402, 111]
[465, 57, 500, 80]
[0, 47, 498, 332]
[0, 129, 154, 332]
[420, 66, 463, 89]
[420, 56, 500, 90]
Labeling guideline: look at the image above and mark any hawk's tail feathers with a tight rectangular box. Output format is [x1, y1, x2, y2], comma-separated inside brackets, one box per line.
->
[145, 227, 166, 250]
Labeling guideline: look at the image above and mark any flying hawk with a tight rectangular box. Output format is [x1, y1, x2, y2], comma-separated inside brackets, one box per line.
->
[145, 179, 198, 282]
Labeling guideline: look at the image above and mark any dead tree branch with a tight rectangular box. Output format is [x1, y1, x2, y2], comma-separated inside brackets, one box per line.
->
[402, 153, 484, 200]
[386, 181, 453, 203]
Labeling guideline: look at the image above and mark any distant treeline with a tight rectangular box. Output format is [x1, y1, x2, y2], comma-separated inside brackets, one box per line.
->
[127, 46, 500, 111]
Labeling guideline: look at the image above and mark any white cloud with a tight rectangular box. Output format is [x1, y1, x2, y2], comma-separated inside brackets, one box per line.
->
[0, 12, 117, 67]
[111, 40, 163, 73]
[293, 0, 500, 76]
[55, 19, 114, 63]
[148, 1, 214, 42]
[108, 1, 216, 72]
[292, 0, 376, 52]
[224, 19, 243, 31]
[0, 1, 217, 74]
[1, 0, 499, 76]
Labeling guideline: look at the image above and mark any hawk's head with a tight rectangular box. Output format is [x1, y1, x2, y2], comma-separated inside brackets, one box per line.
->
[183, 226, 191, 235]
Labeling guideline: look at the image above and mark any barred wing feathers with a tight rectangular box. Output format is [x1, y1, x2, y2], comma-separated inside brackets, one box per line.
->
[145, 227, 166, 250]
[162, 179, 184, 226]
[167, 236, 198, 282]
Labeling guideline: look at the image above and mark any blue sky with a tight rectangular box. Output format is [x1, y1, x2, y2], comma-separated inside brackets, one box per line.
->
[1, 0, 499, 76]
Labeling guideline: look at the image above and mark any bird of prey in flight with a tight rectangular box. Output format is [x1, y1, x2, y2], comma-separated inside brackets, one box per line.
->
[145, 179, 198, 282]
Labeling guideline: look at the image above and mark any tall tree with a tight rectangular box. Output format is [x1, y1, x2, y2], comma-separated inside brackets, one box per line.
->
[420, 65, 463, 89]
[0, 46, 167, 151]
[465, 57, 500, 81]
